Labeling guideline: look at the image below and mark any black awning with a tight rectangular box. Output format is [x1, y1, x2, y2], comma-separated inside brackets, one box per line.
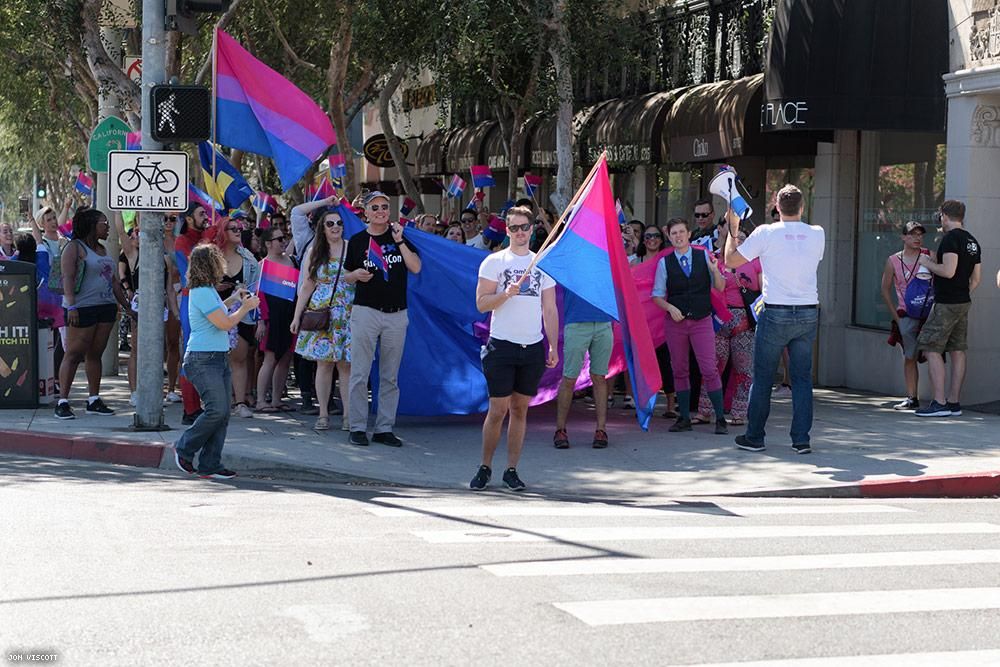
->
[527, 101, 612, 169]
[579, 90, 687, 166]
[763, 0, 948, 132]
[415, 129, 450, 176]
[664, 74, 828, 162]
[482, 120, 534, 172]
[444, 121, 496, 173]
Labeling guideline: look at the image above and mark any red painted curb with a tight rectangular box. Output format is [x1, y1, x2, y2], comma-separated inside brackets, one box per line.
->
[0, 430, 167, 469]
[859, 471, 1000, 498]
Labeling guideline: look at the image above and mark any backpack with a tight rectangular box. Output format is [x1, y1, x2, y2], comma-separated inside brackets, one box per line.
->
[903, 275, 934, 320]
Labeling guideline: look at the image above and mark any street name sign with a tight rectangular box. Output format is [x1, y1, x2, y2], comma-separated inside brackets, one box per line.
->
[107, 150, 189, 211]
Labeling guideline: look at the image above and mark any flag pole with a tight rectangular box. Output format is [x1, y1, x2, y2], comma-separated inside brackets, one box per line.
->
[210, 27, 218, 226]
[519, 152, 607, 279]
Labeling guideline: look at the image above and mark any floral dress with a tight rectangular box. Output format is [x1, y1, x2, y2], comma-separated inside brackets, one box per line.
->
[294, 255, 354, 362]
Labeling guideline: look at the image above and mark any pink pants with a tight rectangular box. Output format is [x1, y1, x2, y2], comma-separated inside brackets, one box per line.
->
[664, 315, 722, 393]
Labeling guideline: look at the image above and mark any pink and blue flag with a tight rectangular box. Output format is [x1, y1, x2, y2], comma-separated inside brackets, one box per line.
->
[214, 29, 337, 191]
[400, 197, 417, 217]
[329, 153, 347, 180]
[469, 165, 495, 189]
[126, 132, 142, 151]
[615, 198, 627, 227]
[258, 258, 299, 301]
[367, 237, 391, 281]
[537, 156, 662, 430]
[253, 191, 277, 214]
[447, 174, 465, 199]
[74, 172, 93, 197]
[524, 172, 542, 198]
[311, 177, 337, 202]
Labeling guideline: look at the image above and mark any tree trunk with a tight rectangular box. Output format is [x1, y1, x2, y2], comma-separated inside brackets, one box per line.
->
[379, 62, 423, 216]
[549, 0, 574, 213]
[328, 11, 356, 199]
[80, 0, 140, 117]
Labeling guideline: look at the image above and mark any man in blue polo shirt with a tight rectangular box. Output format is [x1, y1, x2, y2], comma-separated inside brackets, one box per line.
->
[553, 290, 614, 449]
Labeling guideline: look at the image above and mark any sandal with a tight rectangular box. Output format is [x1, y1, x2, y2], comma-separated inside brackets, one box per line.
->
[276, 404, 297, 412]
[729, 417, 745, 426]
[313, 416, 330, 431]
[254, 406, 279, 413]
[691, 413, 712, 425]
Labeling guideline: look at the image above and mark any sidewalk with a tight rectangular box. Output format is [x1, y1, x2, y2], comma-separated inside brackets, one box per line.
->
[3, 369, 999, 498]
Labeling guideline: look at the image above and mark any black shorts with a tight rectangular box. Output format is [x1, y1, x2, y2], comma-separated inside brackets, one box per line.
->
[237, 322, 256, 346]
[65, 303, 118, 328]
[481, 338, 546, 398]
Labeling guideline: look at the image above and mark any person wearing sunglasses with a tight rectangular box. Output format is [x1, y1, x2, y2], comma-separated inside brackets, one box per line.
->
[471, 206, 559, 491]
[343, 190, 421, 447]
[210, 214, 261, 419]
[691, 198, 718, 251]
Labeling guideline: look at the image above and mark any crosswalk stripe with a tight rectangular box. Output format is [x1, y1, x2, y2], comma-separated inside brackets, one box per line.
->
[413, 522, 1000, 544]
[482, 548, 1000, 577]
[663, 649, 1000, 666]
[364, 502, 911, 518]
[553, 587, 1000, 626]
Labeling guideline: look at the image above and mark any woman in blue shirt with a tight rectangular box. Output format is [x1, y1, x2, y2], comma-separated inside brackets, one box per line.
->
[174, 243, 260, 480]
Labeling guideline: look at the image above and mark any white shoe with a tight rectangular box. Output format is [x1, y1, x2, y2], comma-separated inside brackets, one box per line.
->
[236, 403, 253, 418]
[129, 393, 137, 406]
[164, 392, 181, 403]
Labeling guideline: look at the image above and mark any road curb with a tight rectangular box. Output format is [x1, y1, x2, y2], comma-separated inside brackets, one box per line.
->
[0, 429, 167, 469]
[730, 471, 1000, 498]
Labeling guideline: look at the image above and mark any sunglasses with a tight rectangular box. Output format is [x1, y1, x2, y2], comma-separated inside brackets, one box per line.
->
[508, 223, 532, 233]
[269, 236, 286, 243]
[166, 215, 177, 222]
[693, 212, 712, 219]
[369, 204, 390, 211]
[324, 219, 344, 228]
[644, 233, 662, 239]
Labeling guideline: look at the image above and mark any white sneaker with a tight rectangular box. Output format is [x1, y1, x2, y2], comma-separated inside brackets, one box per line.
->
[129, 393, 137, 406]
[164, 392, 181, 403]
[236, 403, 253, 418]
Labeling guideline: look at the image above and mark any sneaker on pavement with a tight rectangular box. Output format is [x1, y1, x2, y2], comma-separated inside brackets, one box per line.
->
[470, 465, 491, 491]
[946, 402, 962, 416]
[372, 432, 402, 447]
[915, 400, 952, 417]
[174, 450, 196, 475]
[774, 383, 792, 397]
[592, 429, 609, 449]
[792, 442, 812, 454]
[715, 418, 728, 435]
[235, 403, 253, 418]
[623, 396, 636, 409]
[735, 435, 766, 452]
[129, 393, 137, 407]
[164, 392, 182, 403]
[85, 398, 115, 416]
[553, 428, 570, 449]
[200, 468, 238, 480]
[893, 397, 919, 410]
[668, 417, 692, 432]
[502, 467, 526, 491]
[349, 431, 369, 446]
[181, 408, 203, 426]
[54, 402, 75, 420]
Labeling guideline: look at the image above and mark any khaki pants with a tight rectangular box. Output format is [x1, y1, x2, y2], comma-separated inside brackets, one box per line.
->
[348, 305, 409, 433]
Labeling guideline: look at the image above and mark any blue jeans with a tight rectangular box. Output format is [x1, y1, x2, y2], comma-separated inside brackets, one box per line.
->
[175, 352, 231, 474]
[745, 307, 819, 445]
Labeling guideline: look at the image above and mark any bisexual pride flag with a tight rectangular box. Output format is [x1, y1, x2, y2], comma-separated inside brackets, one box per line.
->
[615, 198, 627, 227]
[367, 237, 391, 281]
[253, 191, 277, 215]
[524, 172, 542, 198]
[400, 197, 417, 217]
[188, 182, 225, 216]
[447, 174, 465, 199]
[214, 29, 337, 191]
[537, 155, 661, 430]
[259, 258, 299, 301]
[311, 177, 337, 202]
[329, 153, 347, 180]
[74, 172, 93, 197]
[126, 132, 142, 151]
[470, 165, 495, 189]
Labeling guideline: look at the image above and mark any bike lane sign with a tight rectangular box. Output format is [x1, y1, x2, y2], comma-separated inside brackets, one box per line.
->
[107, 150, 189, 211]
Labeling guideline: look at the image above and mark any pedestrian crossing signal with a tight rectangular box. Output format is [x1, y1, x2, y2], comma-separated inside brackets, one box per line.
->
[150, 85, 211, 143]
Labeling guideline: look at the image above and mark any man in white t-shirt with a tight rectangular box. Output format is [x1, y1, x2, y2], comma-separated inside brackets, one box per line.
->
[471, 206, 559, 491]
[724, 184, 824, 454]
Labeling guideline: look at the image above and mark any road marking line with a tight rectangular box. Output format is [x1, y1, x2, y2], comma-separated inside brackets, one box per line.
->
[483, 548, 1000, 577]
[364, 502, 911, 518]
[553, 587, 1000, 626]
[413, 522, 1000, 544]
[663, 649, 1000, 666]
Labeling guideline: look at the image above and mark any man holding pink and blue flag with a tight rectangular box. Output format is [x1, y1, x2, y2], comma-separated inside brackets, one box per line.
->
[213, 29, 337, 191]
[536, 155, 662, 431]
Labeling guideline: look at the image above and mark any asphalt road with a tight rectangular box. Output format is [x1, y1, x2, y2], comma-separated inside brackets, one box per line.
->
[2, 455, 1000, 666]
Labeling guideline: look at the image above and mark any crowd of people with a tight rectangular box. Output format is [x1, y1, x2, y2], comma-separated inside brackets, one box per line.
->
[1, 182, 983, 490]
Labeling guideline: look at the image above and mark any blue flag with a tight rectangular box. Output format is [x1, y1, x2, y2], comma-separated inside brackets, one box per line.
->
[198, 142, 254, 210]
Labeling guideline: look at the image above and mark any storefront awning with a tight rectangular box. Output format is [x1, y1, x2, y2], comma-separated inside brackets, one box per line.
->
[528, 101, 611, 169]
[664, 74, 828, 162]
[444, 120, 496, 173]
[580, 89, 687, 166]
[482, 121, 533, 172]
[415, 129, 450, 176]
[763, 0, 948, 132]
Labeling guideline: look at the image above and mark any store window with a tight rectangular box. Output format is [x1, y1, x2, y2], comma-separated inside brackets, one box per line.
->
[854, 133, 946, 329]
[656, 167, 701, 225]
[765, 166, 814, 224]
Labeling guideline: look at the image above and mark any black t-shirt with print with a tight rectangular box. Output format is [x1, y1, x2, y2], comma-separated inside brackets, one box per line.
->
[344, 229, 418, 311]
[933, 227, 981, 304]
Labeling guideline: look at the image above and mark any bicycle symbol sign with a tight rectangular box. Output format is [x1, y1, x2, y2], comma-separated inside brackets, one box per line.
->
[107, 150, 188, 211]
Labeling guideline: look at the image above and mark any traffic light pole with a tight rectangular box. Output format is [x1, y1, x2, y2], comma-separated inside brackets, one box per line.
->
[134, 0, 168, 430]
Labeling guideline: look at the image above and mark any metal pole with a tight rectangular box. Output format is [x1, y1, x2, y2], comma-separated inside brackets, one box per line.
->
[31, 170, 37, 217]
[99, 26, 124, 377]
[134, 0, 167, 430]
